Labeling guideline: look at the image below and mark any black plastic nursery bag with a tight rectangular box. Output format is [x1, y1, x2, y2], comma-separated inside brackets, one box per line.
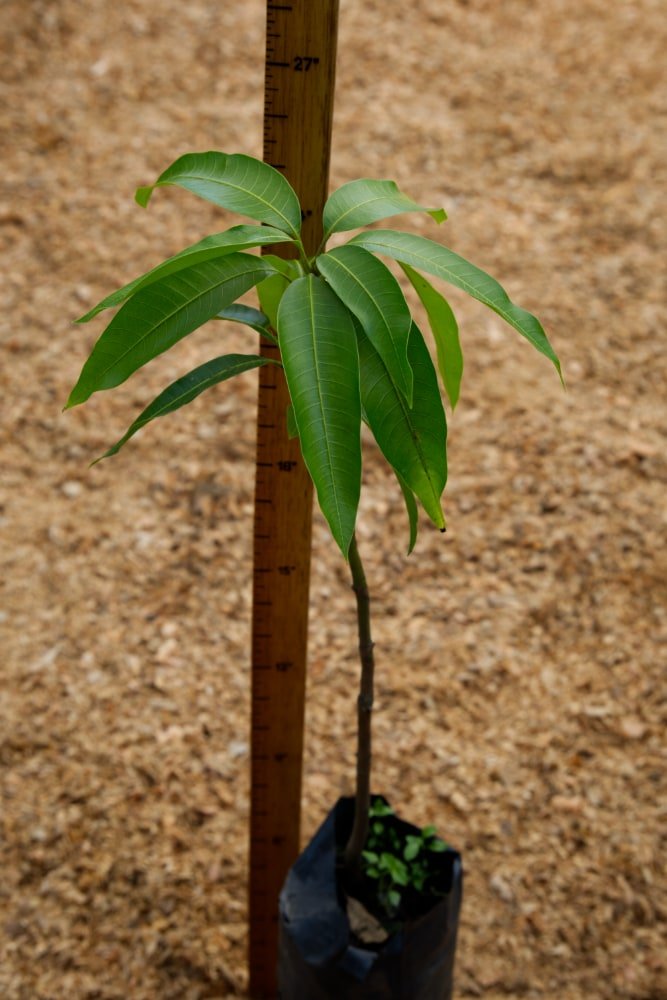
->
[277, 797, 462, 1000]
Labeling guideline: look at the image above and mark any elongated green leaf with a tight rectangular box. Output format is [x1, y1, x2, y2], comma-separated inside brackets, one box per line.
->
[350, 230, 562, 379]
[358, 320, 446, 529]
[395, 471, 419, 554]
[215, 303, 269, 331]
[277, 276, 361, 556]
[322, 178, 445, 242]
[67, 253, 276, 408]
[257, 273, 289, 332]
[214, 303, 276, 344]
[77, 226, 292, 323]
[136, 152, 302, 238]
[95, 354, 272, 462]
[317, 245, 414, 405]
[401, 264, 463, 409]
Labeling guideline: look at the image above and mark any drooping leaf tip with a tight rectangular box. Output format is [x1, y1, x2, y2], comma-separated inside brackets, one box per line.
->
[135, 185, 154, 208]
[429, 208, 447, 224]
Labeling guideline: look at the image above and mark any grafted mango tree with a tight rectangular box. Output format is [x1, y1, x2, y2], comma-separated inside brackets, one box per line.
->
[67, 151, 561, 872]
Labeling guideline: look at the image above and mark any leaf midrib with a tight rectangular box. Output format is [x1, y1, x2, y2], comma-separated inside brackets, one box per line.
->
[324, 189, 414, 240]
[171, 170, 298, 237]
[324, 252, 409, 393]
[128, 356, 270, 431]
[357, 233, 520, 333]
[89, 260, 269, 388]
[368, 333, 442, 511]
[306, 279, 345, 540]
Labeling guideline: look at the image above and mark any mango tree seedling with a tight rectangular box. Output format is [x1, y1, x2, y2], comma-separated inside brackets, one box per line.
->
[67, 150, 561, 882]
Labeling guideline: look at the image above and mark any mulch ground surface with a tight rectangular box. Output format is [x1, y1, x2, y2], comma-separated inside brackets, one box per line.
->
[1, 1, 665, 997]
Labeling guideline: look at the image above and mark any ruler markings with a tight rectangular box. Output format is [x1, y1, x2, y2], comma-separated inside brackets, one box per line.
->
[249, 3, 340, 997]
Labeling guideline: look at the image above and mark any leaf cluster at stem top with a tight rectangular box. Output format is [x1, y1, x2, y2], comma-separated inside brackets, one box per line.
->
[67, 150, 561, 558]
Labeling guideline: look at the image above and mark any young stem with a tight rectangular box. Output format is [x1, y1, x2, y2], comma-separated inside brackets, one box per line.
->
[344, 532, 375, 870]
[294, 239, 312, 274]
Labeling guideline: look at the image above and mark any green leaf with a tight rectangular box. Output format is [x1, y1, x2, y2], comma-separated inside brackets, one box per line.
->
[362, 851, 379, 865]
[277, 276, 361, 557]
[257, 271, 290, 331]
[357, 320, 447, 530]
[401, 264, 463, 409]
[387, 889, 402, 910]
[136, 151, 302, 238]
[257, 258, 300, 337]
[317, 245, 414, 405]
[285, 403, 299, 440]
[395, 471, 419, 555]
[261, 254, 301, 279]
[215, 303, 269, 331]
[322, 178, 445, 242]
[422, 825, 437, 838]
[215, 303, 277, 344]
[381, 853, 409, 886]
[76, 226, 292, 323]
[94, 354, 272, 462]
[429, 838, 448, 853]
[403, 836, 422, 862]
[350, 229, 562, 379]
[67, 253, 276, 408]
[370, 799, 394, 818]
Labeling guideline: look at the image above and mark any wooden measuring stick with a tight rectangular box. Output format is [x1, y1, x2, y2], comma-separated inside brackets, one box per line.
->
[249, 2, 340, 996]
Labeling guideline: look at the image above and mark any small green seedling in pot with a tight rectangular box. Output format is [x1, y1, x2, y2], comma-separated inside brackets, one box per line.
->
[362, 799, 450, 923]
[67, 151, 561, 891]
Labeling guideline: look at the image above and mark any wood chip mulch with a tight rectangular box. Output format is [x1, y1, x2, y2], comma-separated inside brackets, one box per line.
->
[1, 1, 665, 997]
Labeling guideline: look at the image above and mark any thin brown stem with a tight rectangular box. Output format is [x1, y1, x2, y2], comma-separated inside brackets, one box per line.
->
[344, 532, 375, 870]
